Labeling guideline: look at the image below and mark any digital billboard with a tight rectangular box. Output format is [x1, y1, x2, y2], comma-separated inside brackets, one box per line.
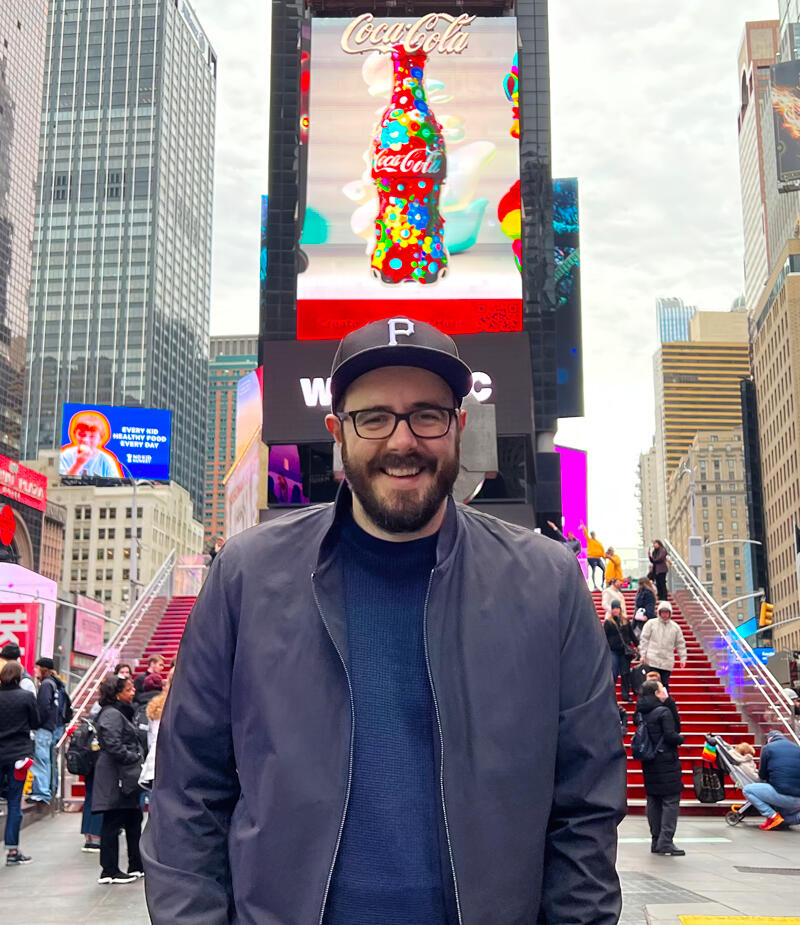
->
[297, 15, 522, 340]
[771, 60, 800, 183]
[60, 403, 171, 481]
[553, 178, 583, 418]
[73, 595, 106, 658]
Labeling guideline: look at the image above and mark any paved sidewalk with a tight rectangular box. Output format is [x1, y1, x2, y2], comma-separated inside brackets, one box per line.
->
[2, 810, 799, 923]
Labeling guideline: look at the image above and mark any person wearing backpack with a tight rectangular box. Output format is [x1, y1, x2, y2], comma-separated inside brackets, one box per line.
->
[635, 679, 685, 856]
[66, 699, 103, 851]
[27, 657, 68, 805]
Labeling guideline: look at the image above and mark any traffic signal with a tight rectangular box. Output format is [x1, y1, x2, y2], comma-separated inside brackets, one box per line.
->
[759, 602, 774, 628]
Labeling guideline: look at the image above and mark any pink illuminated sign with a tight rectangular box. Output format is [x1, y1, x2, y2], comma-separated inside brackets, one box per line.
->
[555, 445, 588, 571]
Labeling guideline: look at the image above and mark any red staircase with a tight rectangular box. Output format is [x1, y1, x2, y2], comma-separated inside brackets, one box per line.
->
[592, 590, 756, 814]
[133, 595, 197, 677]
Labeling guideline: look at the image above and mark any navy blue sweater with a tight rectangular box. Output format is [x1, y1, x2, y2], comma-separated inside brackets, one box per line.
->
[324, 515, 450, 924]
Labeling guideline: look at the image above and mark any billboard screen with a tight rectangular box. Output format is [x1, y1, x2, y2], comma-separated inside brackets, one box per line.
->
[60, 403, 171, 481]
[73, 595, 106, 657]
[555, 444, 588, 565]
[771, 60, 800, 183]
[0, 454, 47, 512]
[298, 15, 522, 340]
[553, 179, 583, 418]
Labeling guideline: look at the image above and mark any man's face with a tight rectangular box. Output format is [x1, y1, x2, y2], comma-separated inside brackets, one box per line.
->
[326, 366, 464, 535]
[150, 659, 165, 674]
[74, 422, 103, 451]
[658, 609, 670, 621]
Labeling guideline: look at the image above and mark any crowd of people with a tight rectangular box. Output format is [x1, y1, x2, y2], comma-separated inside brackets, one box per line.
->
[0, 646, 171, 878]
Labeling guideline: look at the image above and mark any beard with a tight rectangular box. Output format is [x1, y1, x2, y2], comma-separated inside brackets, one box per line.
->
[341, 435, 460, 534]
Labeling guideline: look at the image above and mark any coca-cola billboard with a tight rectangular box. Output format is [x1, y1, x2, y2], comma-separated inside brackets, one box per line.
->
[297, 16, 522, 338]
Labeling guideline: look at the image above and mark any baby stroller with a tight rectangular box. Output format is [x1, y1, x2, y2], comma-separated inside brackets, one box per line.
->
[704, 734, 759, 826]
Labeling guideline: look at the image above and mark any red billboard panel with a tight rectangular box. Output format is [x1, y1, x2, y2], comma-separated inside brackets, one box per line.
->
[0, 603, 39, 673]
[297, 298, 522, 340]
[0, 455, 47, 512]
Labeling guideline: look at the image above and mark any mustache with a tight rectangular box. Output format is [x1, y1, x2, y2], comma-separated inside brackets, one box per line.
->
[368, 452, 436, 473]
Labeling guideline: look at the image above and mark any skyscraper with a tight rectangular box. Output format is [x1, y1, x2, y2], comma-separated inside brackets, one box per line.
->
[0, 5, 48, 458]
[22, 0, 217, 517]
[737, 21, 779, 314]
[205, 335, 257, 546]
[655, 297, 696, 343]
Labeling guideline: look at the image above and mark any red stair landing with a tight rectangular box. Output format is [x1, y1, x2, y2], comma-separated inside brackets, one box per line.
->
[133, 595, 197, 678]
[591, 589, 756, 815]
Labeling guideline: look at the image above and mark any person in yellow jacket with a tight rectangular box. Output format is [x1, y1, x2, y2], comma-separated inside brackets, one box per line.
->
[604, 547, 623, 583]
[580, 523, 606, 590]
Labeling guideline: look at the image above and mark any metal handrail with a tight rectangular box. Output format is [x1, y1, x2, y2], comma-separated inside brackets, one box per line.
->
[664, 539, 799, 745]
[58, 548, 177, 749]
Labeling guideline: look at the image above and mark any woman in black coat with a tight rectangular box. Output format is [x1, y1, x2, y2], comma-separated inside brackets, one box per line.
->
[604, 602, 635, 702]
[0, 661, 39, 865]
[632, 577, 657, 643]
[636, 680, 685, 856]
[93, 675, 144, 884]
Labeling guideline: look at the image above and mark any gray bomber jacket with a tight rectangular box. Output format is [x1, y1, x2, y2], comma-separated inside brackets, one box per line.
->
[142, 486, 626, 924]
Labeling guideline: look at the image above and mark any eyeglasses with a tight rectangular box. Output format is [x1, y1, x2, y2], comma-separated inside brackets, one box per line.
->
[336, 406, 457, 440]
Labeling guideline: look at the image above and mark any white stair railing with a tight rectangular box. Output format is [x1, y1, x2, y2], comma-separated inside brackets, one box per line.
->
[664, 540, 799, 745]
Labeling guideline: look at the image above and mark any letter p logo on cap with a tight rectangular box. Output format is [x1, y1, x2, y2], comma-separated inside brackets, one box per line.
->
[387, 317, 415, 346]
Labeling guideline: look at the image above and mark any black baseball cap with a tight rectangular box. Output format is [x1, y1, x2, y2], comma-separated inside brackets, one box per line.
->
[329, 317, 473, 411]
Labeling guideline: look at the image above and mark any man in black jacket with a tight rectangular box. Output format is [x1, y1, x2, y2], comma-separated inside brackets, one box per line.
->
[142, 317, 627, 924]
[27, 658, 65, 805]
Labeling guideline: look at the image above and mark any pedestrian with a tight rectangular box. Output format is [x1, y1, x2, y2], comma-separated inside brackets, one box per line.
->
[138, 667, 172, 794]
[547, 520, 581, 556]
[93, 675, 144, 884]
[632, 576, 657, 643]
[644, 671, 681, 732]
[604, 601, 635, 702]
[638, 601, 687, 690]
[27, 657, 67, 805]
[141, 316, 627, 924]
[114, 663, 132, 680]
[604, 546, 623, 584]
[602, 577, 627, 618]
[133, 674, 163, 753]
[208, 536, 224, 564]
[0, 644, 36, 695]
[133, 654, 165, 702]
[635, 679, 685, 855]
[742, 730, 800, 830]
[649, 539, 670, 601]
[0, 661, 39, 866]
[580, 522, 606, 590]
[80, 697, 103, 852]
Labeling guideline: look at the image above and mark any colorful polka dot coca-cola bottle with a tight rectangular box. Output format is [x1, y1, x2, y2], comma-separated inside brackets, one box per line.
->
[370, 44, 448, 285]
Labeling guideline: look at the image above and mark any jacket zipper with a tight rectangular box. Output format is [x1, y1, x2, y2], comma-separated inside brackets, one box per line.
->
[423, 569, 464, 925]
[312, 572, 355, 925]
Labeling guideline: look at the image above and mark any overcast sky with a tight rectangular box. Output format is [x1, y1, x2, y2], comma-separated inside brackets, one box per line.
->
[191, 0, 779, 549]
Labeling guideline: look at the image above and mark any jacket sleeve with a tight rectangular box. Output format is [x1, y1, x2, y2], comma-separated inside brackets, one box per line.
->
[141, 548, 239, 924]
[658, 705, 683, 748]
[26, 691, 40, 731]
[538, 557, 626, 924]
[674, 624, 687, 663]
[99, 710, 141, 765]
[758, 745, 771, 782]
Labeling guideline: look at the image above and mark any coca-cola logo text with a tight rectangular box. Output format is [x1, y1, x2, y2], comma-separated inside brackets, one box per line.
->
[341, 13, 474, 56]
[374, 148, 444, 176]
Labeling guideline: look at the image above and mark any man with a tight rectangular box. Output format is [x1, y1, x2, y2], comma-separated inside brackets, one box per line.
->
[580, 523, 606, 590]
[0, 644, 35, 694]
[59, 409, 123, 478]
[604, 546, 623, 583]
[547, 520, 581, 556]
[133, 655, 164, 701]
[638, 601, 687, 690]
[27, 658, 66, 805]
[142, 317, 626, 924]
[742, 730, 800, 830]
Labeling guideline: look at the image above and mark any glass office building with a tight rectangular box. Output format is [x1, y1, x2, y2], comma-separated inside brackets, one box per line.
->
[656, 297, 696, 344]
[0, 5, 48, 458]
[23, 0, 216, 517]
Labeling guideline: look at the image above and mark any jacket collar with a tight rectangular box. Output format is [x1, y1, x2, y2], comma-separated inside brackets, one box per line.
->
[315, 481, 461, 573]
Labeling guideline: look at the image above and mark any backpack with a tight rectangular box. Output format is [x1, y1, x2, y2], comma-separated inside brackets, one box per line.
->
[56, 685, 74, 725]
[65, 717, 100, 776]
[631, 713, 665, 761]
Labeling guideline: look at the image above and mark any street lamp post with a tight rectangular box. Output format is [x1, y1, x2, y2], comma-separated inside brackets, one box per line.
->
[118, 464, 155, 606]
